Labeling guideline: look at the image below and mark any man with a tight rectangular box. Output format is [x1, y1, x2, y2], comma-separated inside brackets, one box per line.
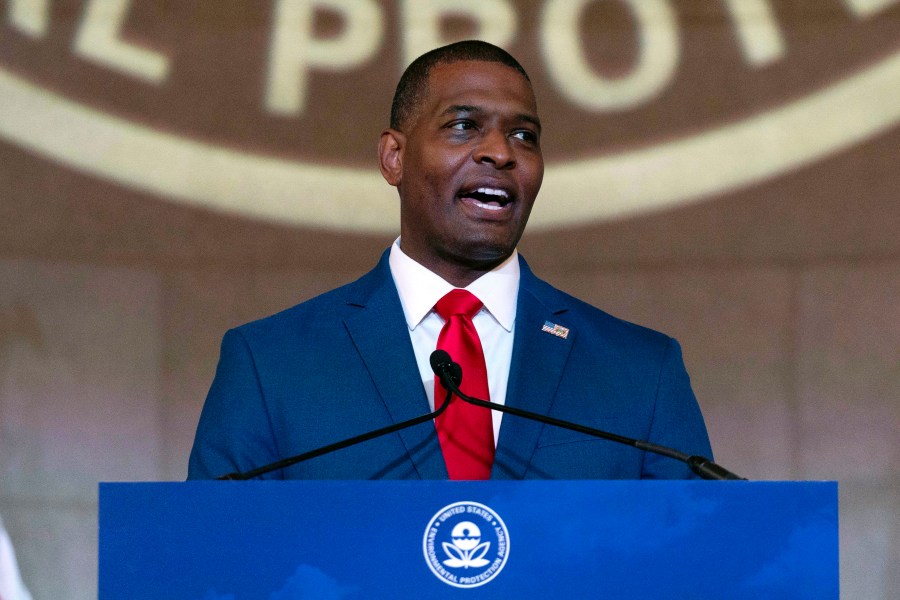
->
[188, 41, 711, 480]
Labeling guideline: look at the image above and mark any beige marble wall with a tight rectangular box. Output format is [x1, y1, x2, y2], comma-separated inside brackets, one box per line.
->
[0, 261, 164, 600]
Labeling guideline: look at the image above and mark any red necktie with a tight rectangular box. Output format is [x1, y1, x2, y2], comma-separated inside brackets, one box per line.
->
[433, 289, 494, 480]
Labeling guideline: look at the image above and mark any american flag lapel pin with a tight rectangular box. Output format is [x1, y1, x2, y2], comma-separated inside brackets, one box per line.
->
[541, 321, 570, 339]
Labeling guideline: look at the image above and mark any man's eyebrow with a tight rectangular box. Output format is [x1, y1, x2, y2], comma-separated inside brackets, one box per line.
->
[519, 113, 542, 132]
[440, 104, 479, 117]
[440, 104, 542, 131]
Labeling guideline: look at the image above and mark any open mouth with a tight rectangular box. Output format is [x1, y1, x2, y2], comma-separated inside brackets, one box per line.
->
[458, 187, 513, 211]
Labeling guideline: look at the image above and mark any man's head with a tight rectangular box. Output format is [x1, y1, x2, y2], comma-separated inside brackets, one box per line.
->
[379, 41, 544, 287]
[390, 41, 531, 133]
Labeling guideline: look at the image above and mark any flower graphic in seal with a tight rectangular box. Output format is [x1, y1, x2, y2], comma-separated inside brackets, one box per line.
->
[423, 501, 509, 588]
[443, 522, 490, 568]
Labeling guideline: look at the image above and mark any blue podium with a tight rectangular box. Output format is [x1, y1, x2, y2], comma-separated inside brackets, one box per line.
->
[99, 481, 837, 599]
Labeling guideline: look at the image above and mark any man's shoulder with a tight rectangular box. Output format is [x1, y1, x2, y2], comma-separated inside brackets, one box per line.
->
[231, 255, 392, 341]
[520, 262, 675, 352]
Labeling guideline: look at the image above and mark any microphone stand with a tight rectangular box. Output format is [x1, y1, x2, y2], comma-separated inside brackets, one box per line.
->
[431, 352, 745, 481]
[217, 389, 454, 480]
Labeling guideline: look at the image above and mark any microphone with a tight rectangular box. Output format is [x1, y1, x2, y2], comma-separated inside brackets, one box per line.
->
[429, 350, 745, 481]
[217, 386, 455, 480]
[429, 350, 462, 388]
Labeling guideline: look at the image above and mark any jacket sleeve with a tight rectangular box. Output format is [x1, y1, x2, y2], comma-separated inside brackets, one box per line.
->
[641, 337, 714, 479]
[187, 328, 283, 480]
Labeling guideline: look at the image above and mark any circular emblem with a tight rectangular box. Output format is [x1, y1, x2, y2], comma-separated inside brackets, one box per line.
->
[423, 501, 510, 589]
[3, 5, 898, 232]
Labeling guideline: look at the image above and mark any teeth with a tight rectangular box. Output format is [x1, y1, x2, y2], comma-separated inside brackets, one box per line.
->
[462, 186, 511, 211]
[475, 187, 509, 198]
[473, 200, 505, 211]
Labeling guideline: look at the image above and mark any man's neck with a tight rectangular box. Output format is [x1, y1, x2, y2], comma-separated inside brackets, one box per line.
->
[399, 247, 514, 288]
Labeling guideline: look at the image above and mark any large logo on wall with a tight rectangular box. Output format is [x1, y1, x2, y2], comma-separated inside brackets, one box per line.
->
[1, 0, 898, 231]
[423, 501, 510, 588]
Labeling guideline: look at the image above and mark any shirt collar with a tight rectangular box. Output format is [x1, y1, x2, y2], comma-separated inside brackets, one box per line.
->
[389, 238, 519, 332]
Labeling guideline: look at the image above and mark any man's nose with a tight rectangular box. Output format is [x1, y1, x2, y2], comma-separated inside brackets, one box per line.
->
[473, 129, 515, 169]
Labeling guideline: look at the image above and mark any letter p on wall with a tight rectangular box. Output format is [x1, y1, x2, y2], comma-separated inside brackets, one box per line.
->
[266, 0, 385, 116]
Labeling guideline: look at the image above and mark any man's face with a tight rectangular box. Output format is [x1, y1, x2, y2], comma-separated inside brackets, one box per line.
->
[382, 60, 544, 285]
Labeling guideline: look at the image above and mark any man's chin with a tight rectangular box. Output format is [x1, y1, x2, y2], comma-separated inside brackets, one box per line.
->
[447, 239, 519, 269]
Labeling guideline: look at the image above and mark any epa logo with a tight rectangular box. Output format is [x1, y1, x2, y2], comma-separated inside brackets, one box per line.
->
[423, 501, 510, 588]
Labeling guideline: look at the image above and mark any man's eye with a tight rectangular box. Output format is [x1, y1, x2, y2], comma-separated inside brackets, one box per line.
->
[512, 130, 538, 143]
[449, 121, 476, 130]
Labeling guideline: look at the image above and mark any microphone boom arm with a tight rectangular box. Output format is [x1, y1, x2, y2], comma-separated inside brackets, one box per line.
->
[218, 389, 454, 480]
[432, 355, 744, 481]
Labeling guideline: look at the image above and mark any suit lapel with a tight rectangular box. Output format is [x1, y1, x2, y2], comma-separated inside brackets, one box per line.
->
[342, 254, 448, 479]
[492, 261, 574, 479]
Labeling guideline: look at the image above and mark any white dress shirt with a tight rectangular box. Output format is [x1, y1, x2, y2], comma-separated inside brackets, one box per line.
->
[388, 239, 519, 445]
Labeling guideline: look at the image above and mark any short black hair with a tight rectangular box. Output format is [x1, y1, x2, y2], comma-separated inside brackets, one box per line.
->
[389, 40, 531, 131]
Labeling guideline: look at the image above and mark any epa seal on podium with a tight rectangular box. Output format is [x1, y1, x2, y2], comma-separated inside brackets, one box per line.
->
[423, 501, 510, 588]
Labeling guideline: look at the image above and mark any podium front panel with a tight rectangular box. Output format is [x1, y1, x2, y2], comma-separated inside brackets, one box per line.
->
[99, 480, 837, 599]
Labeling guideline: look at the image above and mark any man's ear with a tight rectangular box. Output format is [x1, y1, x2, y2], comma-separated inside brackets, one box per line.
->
[378, 128, 405, 187]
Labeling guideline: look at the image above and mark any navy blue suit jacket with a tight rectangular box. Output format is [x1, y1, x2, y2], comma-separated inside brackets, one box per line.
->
[188, 252, 712, 480]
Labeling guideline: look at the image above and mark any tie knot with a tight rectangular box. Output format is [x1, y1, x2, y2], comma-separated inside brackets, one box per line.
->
[435, 289, 483, 320]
